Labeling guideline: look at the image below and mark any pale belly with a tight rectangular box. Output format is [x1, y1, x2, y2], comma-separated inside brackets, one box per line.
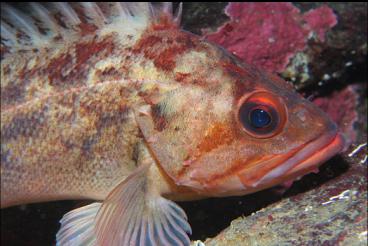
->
[1, 81, 143, 208]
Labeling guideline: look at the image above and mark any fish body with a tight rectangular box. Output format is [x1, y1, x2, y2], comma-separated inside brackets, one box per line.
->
[1, 3, 345, 245]
[1, 3, 194, 207]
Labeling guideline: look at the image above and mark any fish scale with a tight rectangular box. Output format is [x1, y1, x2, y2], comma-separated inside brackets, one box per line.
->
[1, 3, 345, 246]
[1, 3, 174, 200]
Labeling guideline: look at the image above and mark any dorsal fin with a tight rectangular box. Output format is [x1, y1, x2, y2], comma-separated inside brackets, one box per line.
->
[28, 3, 60, 35]
[0, 3, 182, 54]
[52, 2, 81, 27]
[79, 2, 107, 27]
[1, 3, 45, 47]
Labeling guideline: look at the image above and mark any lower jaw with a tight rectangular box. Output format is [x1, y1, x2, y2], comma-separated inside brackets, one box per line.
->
[282, 132, 345, 180]
[180, 131, 345, 198]
[205, 132, 345, 197]
[245, 132, 346, 194]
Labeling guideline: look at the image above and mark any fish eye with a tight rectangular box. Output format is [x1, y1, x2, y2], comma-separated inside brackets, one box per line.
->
[238, 91, 286, 138]
[249, 108, 271, 128]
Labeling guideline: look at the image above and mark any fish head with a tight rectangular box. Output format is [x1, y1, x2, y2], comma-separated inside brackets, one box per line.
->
[137, 41, 345, 197]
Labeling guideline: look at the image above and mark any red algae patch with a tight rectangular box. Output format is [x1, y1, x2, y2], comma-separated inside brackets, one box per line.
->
[205, 3, 337, 73]
[313, 85, 359, 147]
[303, 5, 337, 42]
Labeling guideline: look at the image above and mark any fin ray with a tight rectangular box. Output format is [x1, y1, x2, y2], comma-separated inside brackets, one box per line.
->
[94, 163, 191, 246]
[79, 3, 107, 27]
[29, 3, 60, 35]
[52, 2, 81, 27]
[2, 4, 40, 39]
[0, 21, 17, 46]
[174, 3, 183, 25]
[56, 202, 101, 246]
[153, 209, 172, 245]
[1, 3, 180, 54]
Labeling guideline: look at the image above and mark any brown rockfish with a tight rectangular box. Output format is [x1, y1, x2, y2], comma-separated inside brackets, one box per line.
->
[0, 3, 345, 246]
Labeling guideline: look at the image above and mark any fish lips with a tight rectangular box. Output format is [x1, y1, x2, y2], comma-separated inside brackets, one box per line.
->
[179, 124, 345, 197]
[249, 128, 345, 189]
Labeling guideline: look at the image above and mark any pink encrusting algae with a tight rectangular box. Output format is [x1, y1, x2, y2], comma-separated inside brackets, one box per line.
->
[313, 85, 359, 147]
[205, 3, 337, 73]
[303, 5, 338, 42]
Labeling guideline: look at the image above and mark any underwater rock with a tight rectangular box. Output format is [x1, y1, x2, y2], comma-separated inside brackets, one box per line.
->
[313, 85, 359, 147]
[190, 2, 367, 90]
[204, 3, 337, 73]
[204, 142, 367, 246]
[293, 2, 367, 90]
[303, 5, 337, 42]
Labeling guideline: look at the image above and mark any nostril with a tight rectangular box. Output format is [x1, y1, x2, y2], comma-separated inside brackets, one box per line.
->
[326, 120, 338, 133]
[296, 109, 307, 122]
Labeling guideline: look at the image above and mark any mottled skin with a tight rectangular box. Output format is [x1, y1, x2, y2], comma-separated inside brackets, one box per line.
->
[0, 15, 214, 206]
[1, 12, 341, 208]
[0, 17, 190, 206]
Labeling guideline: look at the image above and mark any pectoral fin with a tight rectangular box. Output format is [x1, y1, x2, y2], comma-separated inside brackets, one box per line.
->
[95, 163, 191, 246]
[56, 163, 191, 246]
[56, 202, 100, 245]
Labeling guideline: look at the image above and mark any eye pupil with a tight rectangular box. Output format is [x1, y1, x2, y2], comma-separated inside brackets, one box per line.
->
[238, 91, 286, 138]
[249, 109, 271, 128]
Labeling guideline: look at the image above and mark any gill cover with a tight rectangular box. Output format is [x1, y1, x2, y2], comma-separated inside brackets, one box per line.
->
[135, 63, 343, 197]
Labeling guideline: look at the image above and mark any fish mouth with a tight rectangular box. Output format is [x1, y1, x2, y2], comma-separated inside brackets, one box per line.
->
[242, 127, 346, 190]
[203, 126, 345, 197]
[179, 124, 345, 197]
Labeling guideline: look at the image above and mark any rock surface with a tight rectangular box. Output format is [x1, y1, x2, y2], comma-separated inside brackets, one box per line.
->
[203, 143, 367, 246]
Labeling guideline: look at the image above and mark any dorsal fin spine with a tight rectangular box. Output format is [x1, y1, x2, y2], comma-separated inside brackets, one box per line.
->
[174, 3, 183, 25]
[1, 3, 181, 53]
[53, 2, 81, 27]
[79, 3, 107, 27]
[2, 3, 42, 43]
[29, 3, 60, 35]
[1, 21, 17, 46]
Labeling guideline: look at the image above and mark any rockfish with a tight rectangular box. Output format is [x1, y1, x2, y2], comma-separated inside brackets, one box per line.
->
[0, 3, 345, 246]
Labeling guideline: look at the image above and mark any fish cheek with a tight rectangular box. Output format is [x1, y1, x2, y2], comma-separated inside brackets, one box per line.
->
[135, 100, 289, 194]
[134, 104, 236, 188]
[134, 103, 195, 183]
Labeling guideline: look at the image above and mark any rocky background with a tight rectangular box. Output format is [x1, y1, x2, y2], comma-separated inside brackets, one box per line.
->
[1, 3, 367, 245]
